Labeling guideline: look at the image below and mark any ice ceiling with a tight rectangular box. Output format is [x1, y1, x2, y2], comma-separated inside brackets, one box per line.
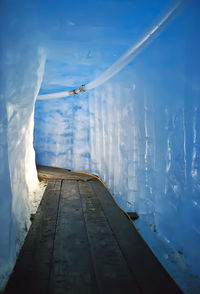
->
[38, 0, 180, 96]
[1, 0, 200, 293]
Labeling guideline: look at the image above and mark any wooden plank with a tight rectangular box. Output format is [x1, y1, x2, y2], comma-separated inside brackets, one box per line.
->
[5, 167, 183, 294]
[78, 181, 141, 294]
[49, 180, 98, 294]
[37, 165, 93, 181]
[4, 179, 61, 294]
[91, 179, 183, 294]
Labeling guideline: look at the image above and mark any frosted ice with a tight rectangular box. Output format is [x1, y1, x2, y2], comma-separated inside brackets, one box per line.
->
[34, 1, 200, 292]
[0, 2, 46, 290]
[37, 0, 188, 100]
[1, 1, 200, 294]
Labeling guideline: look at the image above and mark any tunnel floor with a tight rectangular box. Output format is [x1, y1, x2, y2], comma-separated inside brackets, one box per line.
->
[4, 166, 183, 294]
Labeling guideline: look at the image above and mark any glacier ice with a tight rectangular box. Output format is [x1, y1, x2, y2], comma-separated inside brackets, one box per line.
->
[0, 50, 46, 290]
[0, 1, 46, 290]
[0, 0, 200, 293]
[34, 1, 200, 293]
[37, 0, 188, 100]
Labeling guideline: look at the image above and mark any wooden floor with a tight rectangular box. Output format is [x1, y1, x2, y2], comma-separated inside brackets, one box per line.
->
[4, 166, 183, 294]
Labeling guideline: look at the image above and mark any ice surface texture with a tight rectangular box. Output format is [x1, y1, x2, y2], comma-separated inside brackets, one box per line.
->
[0, 1, 45, 290]
[34, 1, 200, 293]
[0, 0, 199, 293]
[37, 0, 188, 100]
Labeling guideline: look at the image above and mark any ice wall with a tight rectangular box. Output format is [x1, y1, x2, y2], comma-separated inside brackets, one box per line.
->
[0, 2, 45, 290]
[34, 1, 200, 292]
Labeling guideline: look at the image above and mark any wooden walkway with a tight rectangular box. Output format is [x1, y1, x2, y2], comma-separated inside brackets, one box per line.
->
[5, 166, 183, 294]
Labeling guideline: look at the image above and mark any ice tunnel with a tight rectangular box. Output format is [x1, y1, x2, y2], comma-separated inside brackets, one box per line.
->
[0, 0, 200, 293]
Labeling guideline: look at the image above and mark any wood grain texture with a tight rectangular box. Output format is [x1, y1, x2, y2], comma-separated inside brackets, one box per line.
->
[49, 180, 97, 294]
[4, 166, 184, 294]
[78, 180, 141, 294]
[5, 179, 61, 294]
[91, 179, 183, 294]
